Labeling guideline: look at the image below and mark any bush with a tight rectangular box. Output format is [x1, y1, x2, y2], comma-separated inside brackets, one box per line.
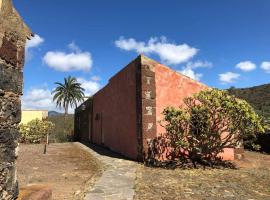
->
[146, 89, 265, 168]
[47, 115, 74, 143]
[19, 119, 55, 144]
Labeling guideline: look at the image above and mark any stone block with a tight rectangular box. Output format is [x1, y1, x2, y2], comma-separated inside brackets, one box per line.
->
[0, 91, 21, 126]
[0, 34, 18, 66]
[0, 62, 23, 94]
[0, 129, 19, 162]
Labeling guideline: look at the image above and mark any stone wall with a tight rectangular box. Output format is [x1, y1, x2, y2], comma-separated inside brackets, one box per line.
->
[137, 56, 157, 161]
[74, 98, 93, 142]
[0, 0, 32, 199]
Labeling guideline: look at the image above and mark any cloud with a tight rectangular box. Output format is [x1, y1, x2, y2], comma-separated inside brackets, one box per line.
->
[25, 34, 44, 61]
[185, 61, 212, 69]
[115, 36, 198, 65]
[91, 76, 101, 82]
[77, 77, 101, 96]
[261, 61, 270, 73]
[180, 68, 202, 81]
[26, 34, 44, 50]
[179, 60, 212, 81]
[22, 87, 55, 110]
[68, 41, 81, 53]
[235, 61, 256, 72]
[43, 42, 93, 72]
[219, 72, 240, 84]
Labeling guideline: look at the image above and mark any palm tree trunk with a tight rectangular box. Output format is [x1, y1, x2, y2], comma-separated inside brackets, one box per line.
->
[64, 106, 68, 120]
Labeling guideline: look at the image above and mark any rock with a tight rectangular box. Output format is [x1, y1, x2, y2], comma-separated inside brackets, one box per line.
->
[18, 185, 52, 200]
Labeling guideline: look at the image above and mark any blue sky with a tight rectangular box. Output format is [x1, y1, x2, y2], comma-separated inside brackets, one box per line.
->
[14, 0, 270, 112]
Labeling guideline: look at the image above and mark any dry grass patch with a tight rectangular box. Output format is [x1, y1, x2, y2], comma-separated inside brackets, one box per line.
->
[17, 143, 102, 200]
[135, 151, 270, 200]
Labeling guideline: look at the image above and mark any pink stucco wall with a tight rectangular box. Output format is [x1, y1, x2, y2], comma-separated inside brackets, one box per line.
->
[92, 60, 138, 160]
[154, 63, 235, 160]
[155, 63, 207, 135]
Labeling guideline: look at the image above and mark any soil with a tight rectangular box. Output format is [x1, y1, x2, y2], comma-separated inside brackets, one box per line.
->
[17, 143, 103, 200]
[134, 151, 270, 200]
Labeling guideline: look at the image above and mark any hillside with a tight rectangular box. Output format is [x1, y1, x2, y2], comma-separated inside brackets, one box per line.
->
[227, 83, 270, 119]
[48, 111, 63, 117]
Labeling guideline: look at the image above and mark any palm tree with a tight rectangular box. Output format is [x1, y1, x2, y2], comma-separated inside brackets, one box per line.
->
[52, 76, 85, 117]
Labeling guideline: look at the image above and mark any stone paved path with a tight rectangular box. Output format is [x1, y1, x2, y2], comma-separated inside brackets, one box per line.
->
[75, 143, 138, 200]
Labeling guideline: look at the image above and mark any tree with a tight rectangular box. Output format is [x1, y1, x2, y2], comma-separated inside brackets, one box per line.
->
[52, 76, 85, 117]
[19, 119, 55, 144]
[147, 89, 265, 167]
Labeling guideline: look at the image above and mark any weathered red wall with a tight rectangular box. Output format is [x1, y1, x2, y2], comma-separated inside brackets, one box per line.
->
[155, 63, 207, 135]
[154, 63, 235, 160]
[91, 60, 138, 159]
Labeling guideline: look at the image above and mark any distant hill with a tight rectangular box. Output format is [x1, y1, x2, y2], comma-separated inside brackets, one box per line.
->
[48, 111, 63, 117]
[227, 83, 270, 119]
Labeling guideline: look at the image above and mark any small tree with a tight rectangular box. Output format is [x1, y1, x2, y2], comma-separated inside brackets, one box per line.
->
[19, 119, 55, 144]
[148, 89, 265, 167]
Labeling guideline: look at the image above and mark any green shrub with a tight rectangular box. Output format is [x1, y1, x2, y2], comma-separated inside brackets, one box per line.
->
[47, 115, 74, 143]
[19, 119, 55, 144]
[146, 89, 265, 167]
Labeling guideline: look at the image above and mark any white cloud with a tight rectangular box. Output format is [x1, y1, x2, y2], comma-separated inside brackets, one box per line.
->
[68, 41, 81, 53]
[185, 60, 212, 69]
[261, 61, 270, 73]
[43, 43, 93, 72]
[178, 60, 212, 81]
[26, 34, 44, 50]
[91, 76, 101, 82]
[22, 87, 55, 111]
[77, 77, 101, 96]
[219, 72, 240, 84]
[25, 34, 44, 61]
[235, 61, 256, 72]
[115, 36, 198, 65]
[179, 68, 202, 81]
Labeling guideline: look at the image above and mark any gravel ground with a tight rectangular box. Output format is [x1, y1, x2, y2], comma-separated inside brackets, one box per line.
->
[17, 143, 103, 200]
[134, 151, 270, 200]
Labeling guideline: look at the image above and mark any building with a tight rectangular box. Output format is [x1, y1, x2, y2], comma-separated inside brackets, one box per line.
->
[21, 110, 48, 124]
[75, 55, 239, 161]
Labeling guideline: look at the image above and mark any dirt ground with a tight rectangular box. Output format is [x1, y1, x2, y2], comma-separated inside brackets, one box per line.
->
[134, 151, 270, 200]
[17, 143, 103, 200]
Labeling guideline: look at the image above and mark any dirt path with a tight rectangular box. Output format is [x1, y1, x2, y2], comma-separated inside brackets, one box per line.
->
[17, 143, 102, 200]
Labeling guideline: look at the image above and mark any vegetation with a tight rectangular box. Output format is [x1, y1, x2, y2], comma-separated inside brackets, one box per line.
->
[47, 114, 74, 143]
[52, 76, 85, 117]
[227, 84, 270, 119]
[19, 119, 55, 144]
[227, 84, 270, 152]
[146, 89, 264, 168]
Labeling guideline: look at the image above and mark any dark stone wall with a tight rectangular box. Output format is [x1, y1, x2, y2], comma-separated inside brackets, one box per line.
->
[136, 56, 157, 161]
[74, 98, 93, 142]
[0, 0, 32, 199]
